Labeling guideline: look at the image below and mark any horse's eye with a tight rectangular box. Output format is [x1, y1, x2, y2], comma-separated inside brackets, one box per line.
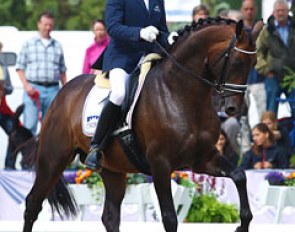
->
[231, 58, 243, 66]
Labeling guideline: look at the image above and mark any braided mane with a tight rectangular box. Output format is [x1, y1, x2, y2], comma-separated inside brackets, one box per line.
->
[173, 17, 237, 45]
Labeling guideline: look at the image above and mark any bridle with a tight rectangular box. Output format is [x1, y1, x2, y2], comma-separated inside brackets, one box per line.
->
[154, 33, 257, 97]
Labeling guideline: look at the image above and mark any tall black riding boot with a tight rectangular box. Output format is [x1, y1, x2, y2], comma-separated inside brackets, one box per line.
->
[85, 101, 121, 171]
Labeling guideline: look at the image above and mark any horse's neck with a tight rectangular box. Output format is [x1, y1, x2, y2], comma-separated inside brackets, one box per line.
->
[151, 61, 213, 109]
[161, 25, 233, 101]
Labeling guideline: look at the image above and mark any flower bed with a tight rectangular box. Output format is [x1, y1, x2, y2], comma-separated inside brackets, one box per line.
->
[63, 169, 239, 223]
[265, 171, 295, 186]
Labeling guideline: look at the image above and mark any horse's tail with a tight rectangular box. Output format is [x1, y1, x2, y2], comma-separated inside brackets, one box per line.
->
[47, 177, 78, 219]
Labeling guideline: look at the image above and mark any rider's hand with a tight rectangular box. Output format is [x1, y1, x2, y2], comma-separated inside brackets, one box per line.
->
[140, 26, 159, 42]
[167, 31, 178, 45]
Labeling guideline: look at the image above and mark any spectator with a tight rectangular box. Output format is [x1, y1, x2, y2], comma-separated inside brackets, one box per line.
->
[85, 0, 170, 171]
[256, 0, 295, 118]
[216, 129, 239, 168]
[0, 41, 15, 169]
[242, 0, 266, 118]
[219, 9, 243, 21]
[16, 11, 67, 135]
[192, 4, 210, 23]
[239, 0, 267, 154]
[82, 19, 109, 75]
[261, 111, 292, 160]
[221, 114, 241, 155]
[240, 123, 289, 170]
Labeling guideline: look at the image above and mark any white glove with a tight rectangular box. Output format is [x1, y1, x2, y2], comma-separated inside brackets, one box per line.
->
[140, 26, 159, 42]
[167, 31, 179, 45]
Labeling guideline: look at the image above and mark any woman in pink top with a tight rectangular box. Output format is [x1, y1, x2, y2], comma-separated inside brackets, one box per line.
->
[82, 19, 109, 74]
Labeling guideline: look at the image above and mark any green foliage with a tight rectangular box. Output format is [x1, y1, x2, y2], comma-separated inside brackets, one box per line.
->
[0, 0, 106, 30]
[186, 193, 239, 223]
[85, 171, 103, 189]
[281, 66, 295, 93]
[290, 154, 295, 169]
[83, 171, 104, 202]
[126, 173, 149, 185]
[0, 0, 29, 29]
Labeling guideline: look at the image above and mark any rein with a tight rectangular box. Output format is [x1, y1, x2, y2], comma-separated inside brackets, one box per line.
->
[155, 33, 257, 97]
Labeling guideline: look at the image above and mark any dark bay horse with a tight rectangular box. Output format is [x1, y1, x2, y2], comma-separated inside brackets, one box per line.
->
[23, 18, 263, 232]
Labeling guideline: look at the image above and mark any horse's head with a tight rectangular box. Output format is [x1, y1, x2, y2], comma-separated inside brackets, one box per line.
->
[204, 19, 264, 115]
[169, 18, 263, 116]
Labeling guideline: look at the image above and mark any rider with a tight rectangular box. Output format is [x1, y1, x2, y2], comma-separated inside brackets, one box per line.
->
[85, 0, 172, 171]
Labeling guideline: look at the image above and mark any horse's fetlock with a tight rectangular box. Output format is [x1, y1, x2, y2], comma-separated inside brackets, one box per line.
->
[24, 210, 38, 224]
[240, 210, 253, 223]
[161, 213, 178, 232]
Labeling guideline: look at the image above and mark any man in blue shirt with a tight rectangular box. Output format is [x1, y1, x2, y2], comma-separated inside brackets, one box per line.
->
[85, 0, 170, 171]
[16, 11, 67, 135]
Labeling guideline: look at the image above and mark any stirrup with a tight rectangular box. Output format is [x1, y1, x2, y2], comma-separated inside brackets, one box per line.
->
[85, 147, 103, 172]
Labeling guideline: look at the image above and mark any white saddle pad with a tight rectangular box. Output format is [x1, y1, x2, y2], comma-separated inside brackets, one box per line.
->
[82, 85, 110, 137]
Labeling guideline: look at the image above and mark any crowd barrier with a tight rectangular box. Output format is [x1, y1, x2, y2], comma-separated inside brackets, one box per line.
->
[1, 170, 295, 223]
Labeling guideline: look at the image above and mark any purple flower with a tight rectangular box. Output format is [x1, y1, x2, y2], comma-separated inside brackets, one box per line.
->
[265, 171, 285, 185]
[63, 172, 76, 184]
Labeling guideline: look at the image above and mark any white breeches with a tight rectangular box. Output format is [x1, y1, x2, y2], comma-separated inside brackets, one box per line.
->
[109, 68, 130, 106]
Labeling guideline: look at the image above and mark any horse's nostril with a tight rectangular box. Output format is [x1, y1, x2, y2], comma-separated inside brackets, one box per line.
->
[225, 107, 237, 116]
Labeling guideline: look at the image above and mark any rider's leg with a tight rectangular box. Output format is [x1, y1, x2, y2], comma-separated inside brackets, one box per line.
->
[85, 68, 129, 171]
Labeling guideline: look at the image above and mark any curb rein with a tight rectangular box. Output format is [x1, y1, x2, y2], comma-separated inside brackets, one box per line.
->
[154, 34, 257, 98]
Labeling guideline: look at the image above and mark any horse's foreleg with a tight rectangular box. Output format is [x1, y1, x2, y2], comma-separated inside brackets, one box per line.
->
[100, 169, 126, 232]
[205, 154, 253, 232]
[229, 168, 253, 232]
[152, 166, 177, 232]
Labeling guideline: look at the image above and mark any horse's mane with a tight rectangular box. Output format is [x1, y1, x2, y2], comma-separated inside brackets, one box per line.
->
[170, 17, 237, 48]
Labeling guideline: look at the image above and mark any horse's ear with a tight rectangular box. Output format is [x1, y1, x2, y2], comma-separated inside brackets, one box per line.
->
[251, 19, 264, 42]
[235, 20, 244, 39]
[14, 104, 25, 121]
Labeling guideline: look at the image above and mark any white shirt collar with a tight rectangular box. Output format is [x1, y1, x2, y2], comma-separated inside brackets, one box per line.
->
[144, 0, 149, 10]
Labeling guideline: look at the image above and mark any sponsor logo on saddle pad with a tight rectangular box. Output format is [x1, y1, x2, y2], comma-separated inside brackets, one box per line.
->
[82, 85, 110, 137]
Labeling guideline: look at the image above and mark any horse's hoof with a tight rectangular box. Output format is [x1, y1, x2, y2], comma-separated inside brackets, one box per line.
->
[235, 226, 248, 232]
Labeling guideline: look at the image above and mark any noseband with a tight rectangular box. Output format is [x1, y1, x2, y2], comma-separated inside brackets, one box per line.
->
[155, 34, 257, 97]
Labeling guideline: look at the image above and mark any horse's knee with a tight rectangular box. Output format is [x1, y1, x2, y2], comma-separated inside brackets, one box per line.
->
[230, 168, 246, 186]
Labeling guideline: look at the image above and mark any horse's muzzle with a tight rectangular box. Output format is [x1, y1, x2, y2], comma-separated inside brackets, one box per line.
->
[225, 106, 239, 116]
